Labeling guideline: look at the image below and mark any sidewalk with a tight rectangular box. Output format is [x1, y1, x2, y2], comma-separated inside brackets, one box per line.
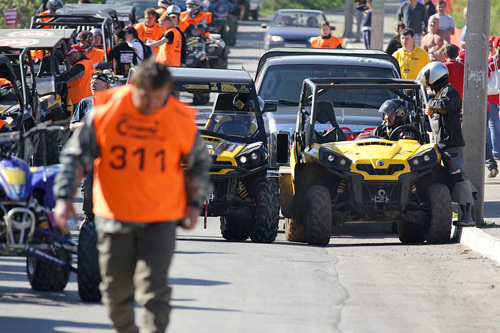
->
[326, 0, 500, 265]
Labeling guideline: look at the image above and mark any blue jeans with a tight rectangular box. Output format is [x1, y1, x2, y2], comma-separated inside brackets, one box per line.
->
[488, 102, 500, 158]
[487, 112, 498, 170]
[363, 30, 371, 49]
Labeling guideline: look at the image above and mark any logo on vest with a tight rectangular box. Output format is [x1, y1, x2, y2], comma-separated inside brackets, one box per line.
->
[116, 116, 162, 140]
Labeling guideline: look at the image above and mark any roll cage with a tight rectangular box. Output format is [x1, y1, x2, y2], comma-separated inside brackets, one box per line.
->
[296, 77, 430, 147]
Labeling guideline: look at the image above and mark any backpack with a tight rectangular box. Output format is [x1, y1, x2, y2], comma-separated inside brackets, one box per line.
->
[137, 39, 153, 60]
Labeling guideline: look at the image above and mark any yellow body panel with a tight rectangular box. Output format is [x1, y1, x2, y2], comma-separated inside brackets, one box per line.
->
[1, 169, 26, 185]
[203, 135, 245, 175]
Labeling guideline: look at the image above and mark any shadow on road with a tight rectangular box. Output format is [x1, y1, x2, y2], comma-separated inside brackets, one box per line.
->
[170, 277, 230, 286]
[0, 316, 111, 332]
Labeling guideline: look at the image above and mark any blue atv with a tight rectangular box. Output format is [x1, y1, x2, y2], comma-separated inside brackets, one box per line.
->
[0, 119, 101, 301]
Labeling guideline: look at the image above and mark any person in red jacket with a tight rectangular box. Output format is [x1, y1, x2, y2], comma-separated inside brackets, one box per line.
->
[443, 44, 464, 99]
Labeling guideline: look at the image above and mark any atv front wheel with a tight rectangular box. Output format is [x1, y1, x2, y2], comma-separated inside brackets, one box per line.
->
[220, 216, 252, 241]
[27, 247, 71, 291]
[284, 218, 305, 242]
[250, 177, 280, 243]
[397, 219, 426, 244]
[303, 185, 332, 246]
[425, 183, 452, 244]
[78, 220, 102, 302]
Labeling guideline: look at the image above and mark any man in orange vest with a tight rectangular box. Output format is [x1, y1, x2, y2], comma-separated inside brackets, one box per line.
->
[155, 0, 171, 18]
[55, 44, 96, 106]
[77, 30, 106, 65]
[54, 59, 211, 333]
[179, 0, 216, 38]
[133, 8, 165, 55]
[36, 0, 63, 28]
[310, 21, 343, 49]
[148, 15, 182, 67]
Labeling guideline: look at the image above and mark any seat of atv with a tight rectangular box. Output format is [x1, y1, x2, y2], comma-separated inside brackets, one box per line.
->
[314, 101, 346, 143]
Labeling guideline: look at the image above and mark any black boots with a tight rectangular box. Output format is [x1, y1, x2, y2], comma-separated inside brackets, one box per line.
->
[454, 204, 476, 227]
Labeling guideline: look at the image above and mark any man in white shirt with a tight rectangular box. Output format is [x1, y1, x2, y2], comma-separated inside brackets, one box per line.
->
[431, 0, 454, 36]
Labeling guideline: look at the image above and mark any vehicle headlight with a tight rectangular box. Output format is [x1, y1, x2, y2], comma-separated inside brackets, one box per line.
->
[319, 147, 351, 171]
[251, 152, 258, 160]
[236, 142, 266, 167]
[266, 35, 284, 42]
[408, 148, 436, 171]
[239, 156, 247, 164]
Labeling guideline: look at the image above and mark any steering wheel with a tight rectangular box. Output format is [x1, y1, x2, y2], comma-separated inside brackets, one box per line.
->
[389, 125, 422, 142]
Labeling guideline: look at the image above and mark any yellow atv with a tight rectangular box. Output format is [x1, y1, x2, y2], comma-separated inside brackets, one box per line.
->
[170, 67, 281, 243]
[279, 78, 451, 246]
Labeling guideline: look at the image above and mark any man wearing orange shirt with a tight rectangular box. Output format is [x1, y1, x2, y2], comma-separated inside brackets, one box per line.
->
[36, 0, 63, 28]
[310, 21, 343, 49]
[179, 0, 215, 38]
[134, 8, 165, 55]
[149, 15, 182, 67]
[155, 0, 171, 18]
[54, 59, 211, 332]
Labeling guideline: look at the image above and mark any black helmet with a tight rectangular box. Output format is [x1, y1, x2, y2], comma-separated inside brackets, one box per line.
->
[47, 0, 64, 11]
[233, 93, 263, 112]
[378, 99, 408, 127]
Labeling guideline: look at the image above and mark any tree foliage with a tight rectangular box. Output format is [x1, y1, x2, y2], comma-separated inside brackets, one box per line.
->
[0, 0, 41, 28]
[450, 0, 499, 36]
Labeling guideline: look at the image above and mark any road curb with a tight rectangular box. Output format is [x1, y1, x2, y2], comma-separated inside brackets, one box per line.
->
[452, 226, 500, 265]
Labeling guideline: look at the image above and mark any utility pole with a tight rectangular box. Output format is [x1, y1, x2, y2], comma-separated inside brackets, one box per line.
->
[462, 0, 491, 223]
[371, 0, 384, 50]
[344, 0, 354, 39]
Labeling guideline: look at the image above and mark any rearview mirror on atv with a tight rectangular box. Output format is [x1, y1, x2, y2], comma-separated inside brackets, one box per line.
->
[263, 102, 277, 113]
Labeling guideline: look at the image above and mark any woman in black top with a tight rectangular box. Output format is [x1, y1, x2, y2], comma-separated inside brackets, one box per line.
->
[386, 21, 405, 55]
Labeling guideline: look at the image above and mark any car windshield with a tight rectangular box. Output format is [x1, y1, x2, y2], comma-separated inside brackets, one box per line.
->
[271, 12, 324, 28]
[259, 64, 398, 113]
[205, 111, 259, 138]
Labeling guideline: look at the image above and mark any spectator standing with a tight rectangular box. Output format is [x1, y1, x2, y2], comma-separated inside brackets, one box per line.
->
[443, 44, 464, 99]
[430, 1, 454, 39]
[54, 59, 211, 333]
[209, 0, 234, 43]
[460, 7, 467, 50]
[397, 0, 428, 47]
[423, 0, 436, 23]
[392, 28, 430, 79]
[422, 16, 448, 62]
[488, 39, 500, 159]
[227, 0, 244, 46]
[124, 26, 145, 64]
[149, 15, 183, 67]
[356, 0, 372, 50]
[385, 21, 405, 55]
[310, 21, 343, 49]
[354, 0, 364, 42]
[166, 5, 187, 66]
[134, 8, 165, 55]
[108, 29, 137, 76]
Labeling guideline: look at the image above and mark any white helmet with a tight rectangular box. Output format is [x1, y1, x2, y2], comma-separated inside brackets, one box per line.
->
[417, 61, 449, 89]
[166, 4, 182, 16]
[47, 0, 64, 11]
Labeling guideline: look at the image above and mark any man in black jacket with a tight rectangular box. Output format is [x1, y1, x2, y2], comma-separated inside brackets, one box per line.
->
[419, 61, 476, 226]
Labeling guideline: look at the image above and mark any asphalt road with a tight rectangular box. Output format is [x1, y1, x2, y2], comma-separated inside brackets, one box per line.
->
[1, 18, 500, 333]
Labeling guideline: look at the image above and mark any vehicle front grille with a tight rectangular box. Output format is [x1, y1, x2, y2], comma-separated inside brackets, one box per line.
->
[356, 164, 405, 175]
[210, 159, 233, 172]
[361, 183, 401, 203]
[356, 142, 393, 147]
[204, 137, 221, 143]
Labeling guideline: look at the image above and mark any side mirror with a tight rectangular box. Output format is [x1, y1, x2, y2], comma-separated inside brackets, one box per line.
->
[262, 102, 277, 113]
[261, 23, 267, 29]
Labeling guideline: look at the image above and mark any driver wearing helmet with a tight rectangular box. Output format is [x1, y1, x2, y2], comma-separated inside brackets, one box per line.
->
[37, 0, 63, 28]
[215, 93, 261, 136]
[77, 30, 106, 65]
[418, 61, 476, 227]
[178, 0, 217, 39]
[156, 0, 172, 18]
[91, 28, 105, 50]
[372, 99, 409, 139]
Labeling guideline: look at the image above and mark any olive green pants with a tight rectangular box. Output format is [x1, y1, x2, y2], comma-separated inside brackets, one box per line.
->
[226, 14, 238, 45]
[97, 222, 177, 333]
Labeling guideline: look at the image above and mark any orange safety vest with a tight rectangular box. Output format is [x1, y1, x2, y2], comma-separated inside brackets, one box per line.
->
[310, 35, 343, 49]
[67, 58, 96, 105]
[133, 22, 165, 55]
[86, 47, 106, 65]
[156, 28, 182, 67]
[179, 11, 212, 38]
[92, 85, 197, 222]
[39, 10, 52, 29]
[0, 78, 12, 87]
[156, 7, 166, 17]
[30, 49, 45, 61]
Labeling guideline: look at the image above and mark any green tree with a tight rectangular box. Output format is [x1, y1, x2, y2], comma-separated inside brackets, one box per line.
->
[0, 0, 41, 28]
[450, 0, 499, 36]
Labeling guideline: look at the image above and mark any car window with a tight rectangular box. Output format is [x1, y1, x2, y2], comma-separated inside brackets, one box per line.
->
[271, 12, 324, 28]
[259, 64, 398, 112]
[205, 112, 258, 138]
